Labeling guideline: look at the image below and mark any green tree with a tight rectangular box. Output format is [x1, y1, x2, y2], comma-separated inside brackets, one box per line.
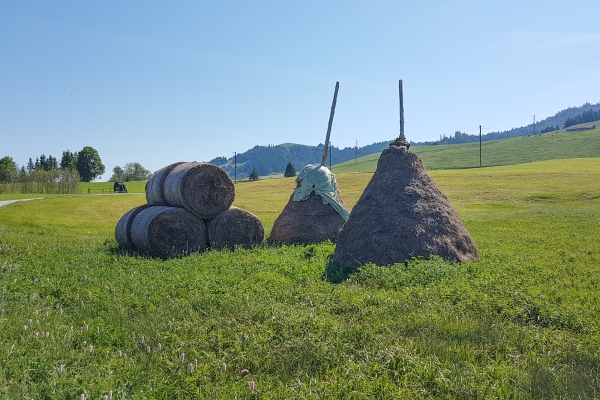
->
[110, 166, 126, 182]
[0, 156, 17, 183]
[249, 168, 259, 181]
[76, 146, 105, 182]
[124, 162, 152, 181]
[60, 150, 78, 171]
[284, 162, 296, 177]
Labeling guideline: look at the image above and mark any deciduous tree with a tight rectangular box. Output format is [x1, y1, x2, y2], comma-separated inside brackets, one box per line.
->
[76, 146, 105, 182]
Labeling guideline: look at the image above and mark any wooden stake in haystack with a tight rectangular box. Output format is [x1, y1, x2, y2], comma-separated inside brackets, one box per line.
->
[332, 79, 478, 267]
[391, 79, 410, 148]
[268, 82, 350, 244]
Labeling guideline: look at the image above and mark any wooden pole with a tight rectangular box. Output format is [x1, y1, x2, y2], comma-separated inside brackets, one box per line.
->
[322, 82, 339, 165]
[399, 79, 405, 140]
[479, 126, 482, 167]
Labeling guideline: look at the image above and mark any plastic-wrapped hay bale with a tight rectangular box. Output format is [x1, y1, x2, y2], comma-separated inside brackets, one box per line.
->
[146, 162, 235, 218]
[207, 206, 264, 250]
[129, 205, 208, 258]
[115, 204, 153, 249]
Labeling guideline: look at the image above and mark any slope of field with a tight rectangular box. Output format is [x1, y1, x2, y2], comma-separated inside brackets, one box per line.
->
[334, 122, 600, 173]
[1, 159, 599, 398]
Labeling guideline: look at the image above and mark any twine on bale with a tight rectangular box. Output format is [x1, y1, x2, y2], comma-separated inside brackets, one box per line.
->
[146, 162, 235, 219]
[129, 205, 208, 258]
[207, 206, 264, 250]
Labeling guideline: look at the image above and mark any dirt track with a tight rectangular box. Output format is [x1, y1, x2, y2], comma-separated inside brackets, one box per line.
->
[0, 198, 43, 208]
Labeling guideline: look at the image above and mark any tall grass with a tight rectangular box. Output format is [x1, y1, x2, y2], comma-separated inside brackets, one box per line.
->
[0, 159, 599, 398]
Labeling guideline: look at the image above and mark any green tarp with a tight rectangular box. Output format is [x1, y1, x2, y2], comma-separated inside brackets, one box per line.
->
[293, 164, 350, 221]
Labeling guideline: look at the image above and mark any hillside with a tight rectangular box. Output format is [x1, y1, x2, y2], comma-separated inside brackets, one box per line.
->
[419, 101, 600, 145]
[209, 141, 390, 179]
[333, 122, 600, 173]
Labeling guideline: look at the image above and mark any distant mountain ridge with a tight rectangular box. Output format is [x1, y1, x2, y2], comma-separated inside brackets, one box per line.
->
[210, 101, 600, 178]
[209, 141, 389, 179]
[418, 101, 600, 145]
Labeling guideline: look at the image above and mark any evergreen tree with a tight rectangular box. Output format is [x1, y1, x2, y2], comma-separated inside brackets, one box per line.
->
[249, 168, 259, 181]
[284, 162, 296, 177]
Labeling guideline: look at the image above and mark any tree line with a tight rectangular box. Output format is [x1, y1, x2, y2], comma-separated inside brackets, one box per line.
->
[0, 146, 105, 194]
[563, 109, 600, 128]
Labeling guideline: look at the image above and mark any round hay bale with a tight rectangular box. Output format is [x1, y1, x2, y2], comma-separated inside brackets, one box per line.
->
[145, 162, 185, 204]
[207, 206, 264, 250]
[115, 204, 153, 249]
[268, 191, 347, 244]
[332, 145, 478, 266]
[129, 205, 208, 258]
[146, 162, 235, 219]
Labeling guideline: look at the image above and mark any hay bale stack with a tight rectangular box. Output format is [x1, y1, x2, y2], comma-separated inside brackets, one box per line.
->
[268, 191, 348, 244]
[129, 205, 208, 258]
[146, 162, 235, 218]
[207, 206, 264, 250]
[115, 204, 153, 249]
[332, 144, 478, 266]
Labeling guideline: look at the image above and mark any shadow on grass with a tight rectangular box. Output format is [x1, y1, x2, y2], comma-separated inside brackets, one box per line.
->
[323, 259, 361, 283]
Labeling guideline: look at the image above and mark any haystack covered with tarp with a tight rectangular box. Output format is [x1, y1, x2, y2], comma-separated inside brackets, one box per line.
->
[268, 163, 350, 244]
[332, 142, 478, 266]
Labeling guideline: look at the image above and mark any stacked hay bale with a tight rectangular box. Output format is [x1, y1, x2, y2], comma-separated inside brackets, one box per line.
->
[116, 162, 264, 258]
[332, 142, 478, 266]
[268, 163, 350, 244]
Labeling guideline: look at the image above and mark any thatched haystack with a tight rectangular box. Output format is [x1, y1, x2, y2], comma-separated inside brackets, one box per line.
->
[268, 191, 347, 244]
[129, 205, 208, 258]
[332, 144, 478, 266]
[207, 206, 264, 250]
[115, 204, 153, 249]
[268, 164, 350, 244]
[146, 162, 235, 218]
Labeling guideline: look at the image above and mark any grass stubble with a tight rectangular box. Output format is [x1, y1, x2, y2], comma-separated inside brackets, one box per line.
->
[0, 158, 599, 398]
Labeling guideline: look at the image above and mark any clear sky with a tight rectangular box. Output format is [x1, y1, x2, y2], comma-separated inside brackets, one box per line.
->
[2, 0, 599, 179]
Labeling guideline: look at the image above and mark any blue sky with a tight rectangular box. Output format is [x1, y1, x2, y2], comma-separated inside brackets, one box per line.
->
[2, 0, 599, 179]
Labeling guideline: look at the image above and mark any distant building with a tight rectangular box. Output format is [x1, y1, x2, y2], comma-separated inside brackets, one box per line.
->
[566, 124, 596, 132]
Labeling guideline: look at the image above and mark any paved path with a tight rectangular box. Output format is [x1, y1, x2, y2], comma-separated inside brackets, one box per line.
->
[0, 198, 43, 208]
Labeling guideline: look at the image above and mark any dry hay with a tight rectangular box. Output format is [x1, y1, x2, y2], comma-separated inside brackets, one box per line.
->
[268, 191, 347, 244]
[129, 205, 208, 258]
[146, 162, 235, 218]
[115, 204, 153, 249]
[332, 144, 478, 266]
[207, 206, 264, 250]
[145, 162, 185, 204]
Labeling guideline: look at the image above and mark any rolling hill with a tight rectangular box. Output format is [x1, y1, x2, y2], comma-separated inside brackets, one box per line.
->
[333, 122, 600, 174]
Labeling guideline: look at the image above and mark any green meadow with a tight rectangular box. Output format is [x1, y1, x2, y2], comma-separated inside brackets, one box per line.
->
[1, 142, 600, 397]
[334, 122, 600, 173]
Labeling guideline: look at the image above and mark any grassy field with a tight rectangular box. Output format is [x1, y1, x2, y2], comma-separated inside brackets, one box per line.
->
[1, 157, 599, 398]
[334, 121, 600, 173]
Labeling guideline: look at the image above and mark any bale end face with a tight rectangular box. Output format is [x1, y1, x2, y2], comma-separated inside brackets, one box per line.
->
[207, 206, 264, 250]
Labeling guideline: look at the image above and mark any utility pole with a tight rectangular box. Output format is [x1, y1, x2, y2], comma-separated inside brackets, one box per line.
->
[479, 125, 482, 167]
[533, 115, 536, 135]
[233, 152, 237, 181]
[329, 143, 332, 170]
[355, 139, 358, 163]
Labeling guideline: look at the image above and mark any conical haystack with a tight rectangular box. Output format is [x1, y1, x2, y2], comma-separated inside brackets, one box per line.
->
[268, 164, 349, 244]
[332, 144, 478, 265]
